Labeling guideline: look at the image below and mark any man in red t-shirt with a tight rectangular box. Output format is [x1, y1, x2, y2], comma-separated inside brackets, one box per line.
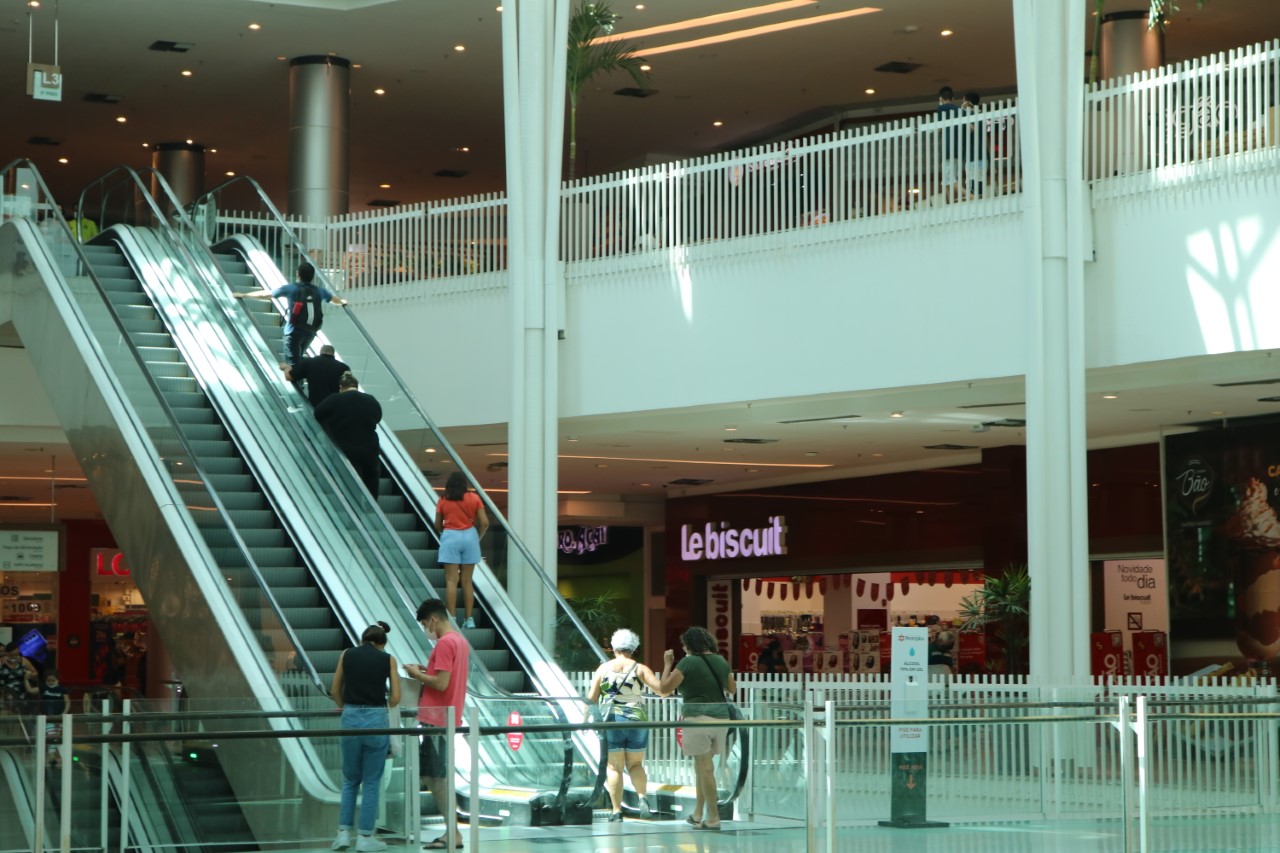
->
[404, 599, 470, 850]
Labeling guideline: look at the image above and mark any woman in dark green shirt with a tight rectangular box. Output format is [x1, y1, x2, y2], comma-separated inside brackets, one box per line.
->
[657, 626, 737, 831]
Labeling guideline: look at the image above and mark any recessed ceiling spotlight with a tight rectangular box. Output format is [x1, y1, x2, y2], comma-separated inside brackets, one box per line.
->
[115, 116, 127, 123]
[425, 448, 437, 453]
[142, 142, 149, 148]
[746, 468, 760, 473]
[248, 23, 261, 30]
[455, 146, 471, 152]
[871, 452, 884, 457]
[210, 148, 217, 153]
[26, 1, 39, 7]
[713, 120, 724, 127]
[225, 171, 235, 176]
[57, 157, 68, 164]
[940, 29, 954, 36]
[353, 63, 362, 69]
[328, 51, 337, 56]
[1209, 410, 1226, 415]
[723, 426, 737, 431]
[640, 63, 652, 71]
[864, 87, 876, 94]
[379, 183, 391, 188]
[374, 88, 386, 95]
[640, 482, 651, 486]
[496, 5, 503, 11]
[567, 436, 579, 442]
[595, 463, 608, 468]
[635, 3, 646, 8]
[804, 451, 819, 457]
[454, 44, 466, 52]
[277, 56, 286, 61]
[181, 70, 193, 76]
[185, 138, 193, 144]
[1102, 393, 1119, 399]
[890, 411, 905, 418]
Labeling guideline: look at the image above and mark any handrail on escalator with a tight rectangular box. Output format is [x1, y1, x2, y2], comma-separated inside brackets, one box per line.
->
[24, 162, 325, 700]
[190, 175, 606, 664]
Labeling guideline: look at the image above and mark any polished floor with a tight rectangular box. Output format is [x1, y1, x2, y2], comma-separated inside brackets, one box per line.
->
[297, 813, 1280, 853]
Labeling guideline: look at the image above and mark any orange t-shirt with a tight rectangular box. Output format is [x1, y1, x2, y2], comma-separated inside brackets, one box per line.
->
[438, 492, 482, 530]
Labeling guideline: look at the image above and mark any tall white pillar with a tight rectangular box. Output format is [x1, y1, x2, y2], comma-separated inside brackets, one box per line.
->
[501, 0, 569, 646]
[1013, 0, 1091, 683]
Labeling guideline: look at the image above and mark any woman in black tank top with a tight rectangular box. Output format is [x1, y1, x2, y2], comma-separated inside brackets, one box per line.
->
[330, 622, 402, 852]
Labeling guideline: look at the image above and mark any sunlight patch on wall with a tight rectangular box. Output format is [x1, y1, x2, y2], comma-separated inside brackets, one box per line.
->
[1185, 216, 1280, 354]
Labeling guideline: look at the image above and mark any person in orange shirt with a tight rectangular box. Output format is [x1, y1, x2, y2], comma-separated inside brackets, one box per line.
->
[435, 472, 490, 629]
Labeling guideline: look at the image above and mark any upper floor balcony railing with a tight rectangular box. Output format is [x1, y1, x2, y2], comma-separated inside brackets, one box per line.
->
[208, 40, 1280, 292]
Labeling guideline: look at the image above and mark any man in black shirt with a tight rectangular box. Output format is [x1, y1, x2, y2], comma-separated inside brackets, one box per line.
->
[315, 371, 383, 496]
[286, 344, 350, 406]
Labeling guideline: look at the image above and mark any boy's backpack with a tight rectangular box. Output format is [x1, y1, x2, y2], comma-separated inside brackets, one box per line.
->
[288, 283, 324, 330]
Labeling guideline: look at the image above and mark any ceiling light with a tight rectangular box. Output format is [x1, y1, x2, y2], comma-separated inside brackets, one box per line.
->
[871, 452, 884, 457]
[608, 6, 881, 57]
[723, 426, 737, 431]
[353, 64, 362, 69]
[225, 171, 235, 176]
[185, 138, 193, 144]
[640, 482, 651, 486]
[507, 452, 835, 468]
[425, 448, 437, 453]
[639, 63, 652, 71]
[26, 1, 39, 7]
[803, 451, 819, 457]
[374, 88, 386, 95]
[454, 44, 466, 52]
[142, 143, 149, 148]
[865, 87, 876, 94]
[1209, 410, 1226, 415]
[210, 148, 217, 153]
[940, 29, 954, 36]
[599, 1, 818, 43]
[713, 120, 724, 127]
[1102, 394, 1118, 399]
[595, 464, 608, 468]
[115, 116, 127, 123]
[496, 5, 503, 10]
[181, 70, 193, 76]
[636, 3, 646, 8]
[456, 146, 471, 152]
[890, 411, 905, 418]
[379, 183, 391, 188]
[248, 23, 261, 30]
[277, 56, 286, 61]
[57, 157, 68, 164]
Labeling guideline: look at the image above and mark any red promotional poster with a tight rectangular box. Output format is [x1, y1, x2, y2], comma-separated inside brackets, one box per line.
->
[956, 631, 987, 675]
[738, 634, 761, 672]
[1131, 631, 1168, 678]
[880, 632, 893, 672]
[1091, 631, 1124, 677]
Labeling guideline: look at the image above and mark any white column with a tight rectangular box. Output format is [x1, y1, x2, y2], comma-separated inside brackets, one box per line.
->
[1013, 0, 1091, 682]
[501, 0, 569, 645]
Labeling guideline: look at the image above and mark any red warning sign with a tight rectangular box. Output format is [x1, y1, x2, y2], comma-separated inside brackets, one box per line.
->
[506, 711, 523, 751]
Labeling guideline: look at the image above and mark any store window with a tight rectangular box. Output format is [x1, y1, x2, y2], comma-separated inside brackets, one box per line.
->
[0, 529, 60, 672]
[87, 548, 147, 690]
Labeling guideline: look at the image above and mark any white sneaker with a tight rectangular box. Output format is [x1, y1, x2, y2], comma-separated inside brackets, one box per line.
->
[355, 837, 387, 852]
[461, 617, 475, 629]
[331, 829, 353, 850]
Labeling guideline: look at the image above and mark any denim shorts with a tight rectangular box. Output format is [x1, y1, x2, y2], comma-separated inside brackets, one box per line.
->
[605, 715, 650, 753]
[439, 527, 481, 564]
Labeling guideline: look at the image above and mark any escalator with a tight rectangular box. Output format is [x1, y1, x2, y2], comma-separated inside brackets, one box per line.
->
[4, 161, 611, 839]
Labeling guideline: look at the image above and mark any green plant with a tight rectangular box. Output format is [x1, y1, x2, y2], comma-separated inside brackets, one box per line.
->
[566, 1, 649, 180]
[555, 590, 623, 671]
[959, 563, 1030, 675]
[1089, 0, 1210, 84]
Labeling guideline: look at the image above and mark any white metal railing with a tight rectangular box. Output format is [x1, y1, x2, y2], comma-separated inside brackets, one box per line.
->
[1087, 38, 1280, 197]
[561, 99, 1021, 263]
[323, 194, 508, 290]
[568, 671, 1279, 823]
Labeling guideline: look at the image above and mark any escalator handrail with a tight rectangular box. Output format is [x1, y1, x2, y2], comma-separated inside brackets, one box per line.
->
[62, 166, 337, 699]
[192, 175, 605, 664]
[3, 160, 331, 702]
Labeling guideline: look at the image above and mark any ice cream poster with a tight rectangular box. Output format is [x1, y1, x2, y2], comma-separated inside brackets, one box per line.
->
[1165, 424, 1280, 661]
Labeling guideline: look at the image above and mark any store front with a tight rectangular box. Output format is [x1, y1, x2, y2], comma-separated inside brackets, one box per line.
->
[665, 444, 1168, 673]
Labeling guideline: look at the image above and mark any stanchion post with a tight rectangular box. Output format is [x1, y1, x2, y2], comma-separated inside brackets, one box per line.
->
[825, 698, 836, 853]
[1117, 694, 1133, 853]
[59, 713, 72, 853]
[99, 697, 110, 852]
[445, 712, 456, 851]
[120, 699, 132, 853]
[803, 691, 816, 853]
[34, 713, 46, 853]
[469, 706, 480, 850]
[1135, 695, 1148, 853]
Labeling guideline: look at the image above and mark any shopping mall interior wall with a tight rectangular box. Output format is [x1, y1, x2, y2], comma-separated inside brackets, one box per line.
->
[1088, 172, 1280, 369]
[357, 217, 1028, 428]
[0, 345, 61, 440]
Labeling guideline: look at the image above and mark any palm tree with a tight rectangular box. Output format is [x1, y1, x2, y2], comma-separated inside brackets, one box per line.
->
[958, 563, 1031, 675]
[566, 1, 649, 180]
[1089, 0, 1210, 84]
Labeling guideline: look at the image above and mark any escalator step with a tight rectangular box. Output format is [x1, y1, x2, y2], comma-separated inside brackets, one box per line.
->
[184, 456, 245, 476]
[309, 651, 342, 674]
[197, 508, 278, 531]
[132, 332, 176, 349]
[106, 290, 153, 307]
[154, 375, 200, 395]
[145, 360, 195, 380]
[203, 527, 287, 549]
[170, 404, 218, 424]
[180, 422, 228, 443]
[421, 568, 446, 588]
[120, 315, 165, 335]
[397, 531, 432, 550]
[222, 560, 307, 585]
[382, 512, 419, 531]
[459, 628, 495, 647]
[292, 628, 346, 649]
[204, 473, 256, 492]
[376, 495, 409, 514]
[278, 607, 340, 630]
[492, 672, 525, 693]
[473, 650, 510, 671]
[137, 345, 183, 364]
[183, 489, 263, 512]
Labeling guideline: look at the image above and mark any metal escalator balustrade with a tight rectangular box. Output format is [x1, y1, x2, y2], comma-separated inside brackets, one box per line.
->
[84, 167, 606, 824]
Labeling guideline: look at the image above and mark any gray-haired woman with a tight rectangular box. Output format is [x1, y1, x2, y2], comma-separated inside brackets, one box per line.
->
[587, 628, 662, 821]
